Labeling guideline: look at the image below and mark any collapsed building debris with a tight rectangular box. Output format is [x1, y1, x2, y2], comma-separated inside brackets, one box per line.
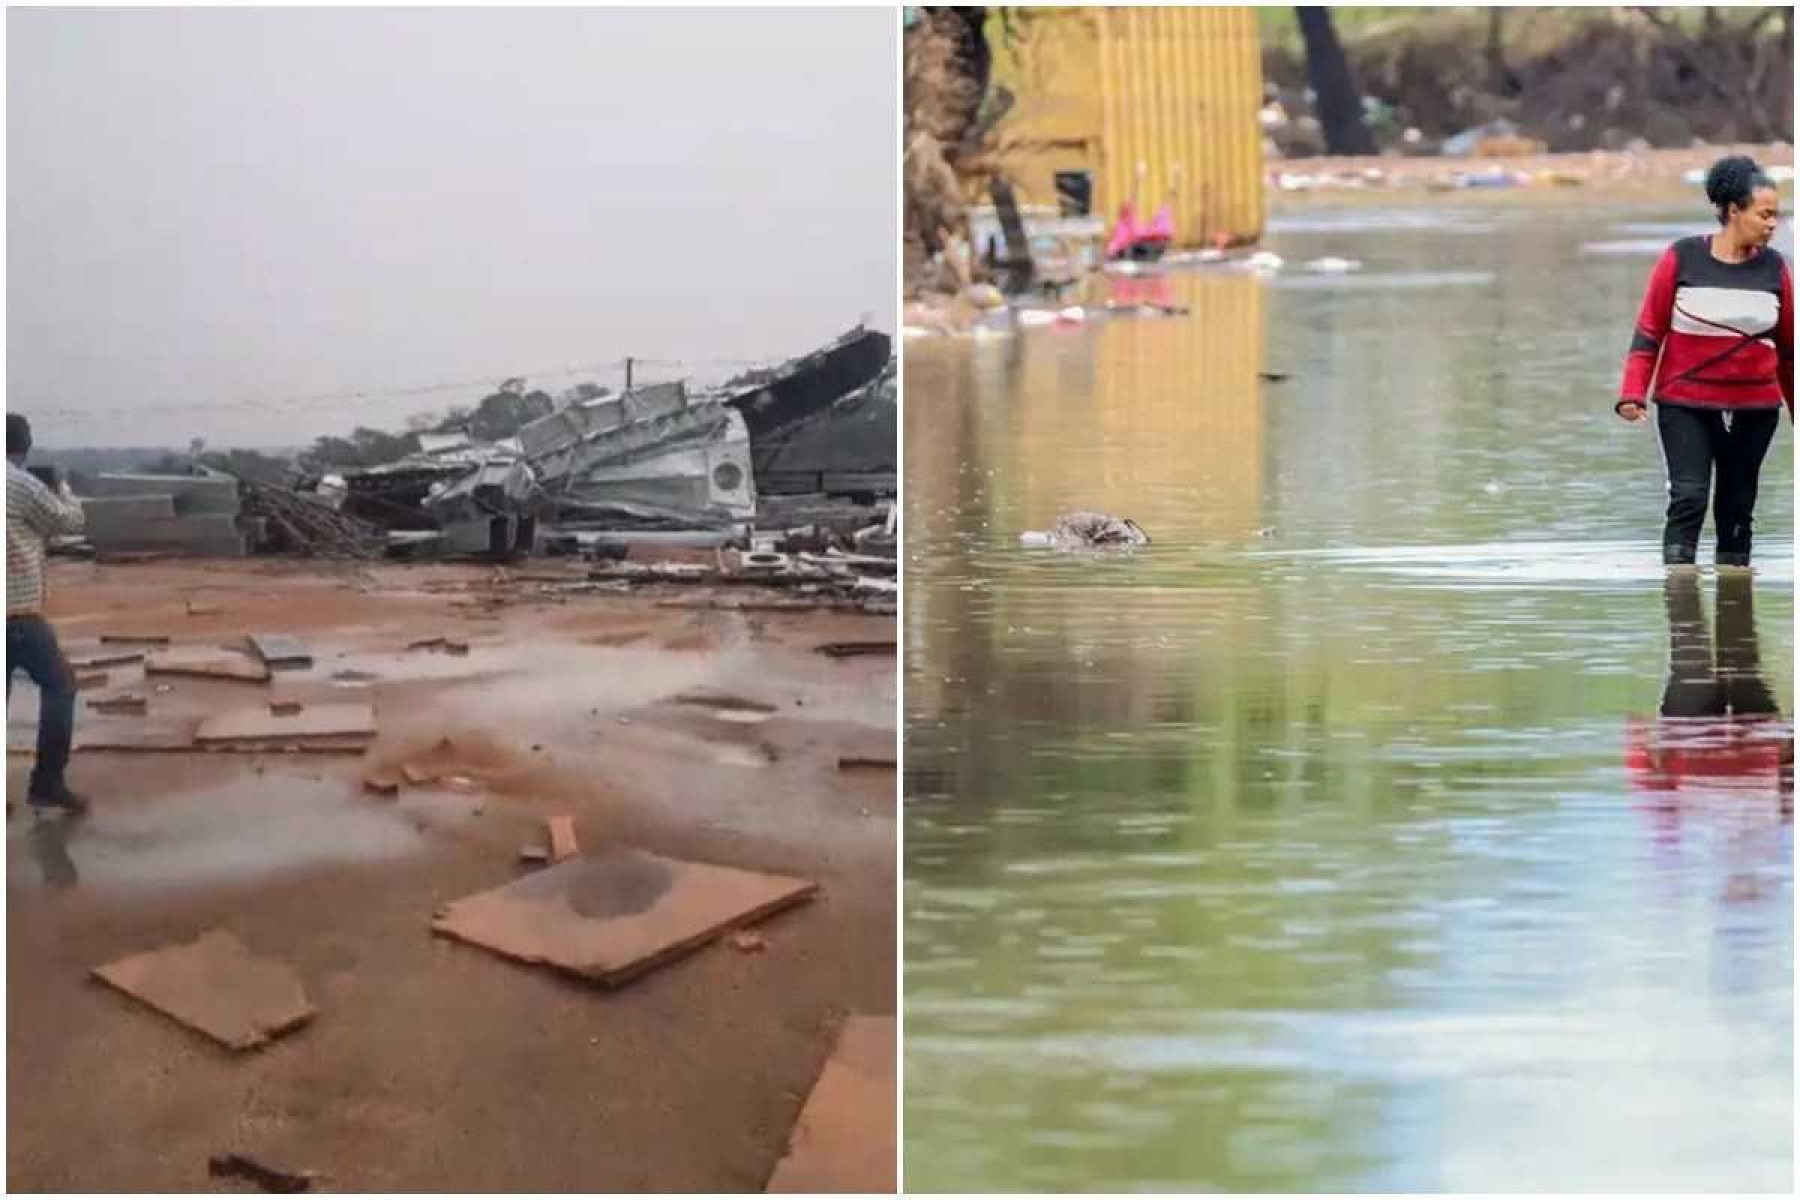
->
[62, 327, 898, 576]
[78, 468, 246, 558]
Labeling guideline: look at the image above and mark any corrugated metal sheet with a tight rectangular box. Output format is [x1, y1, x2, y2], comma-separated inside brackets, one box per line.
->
[989, 6, 1264, 247]
[1005, 273, 1267, 541]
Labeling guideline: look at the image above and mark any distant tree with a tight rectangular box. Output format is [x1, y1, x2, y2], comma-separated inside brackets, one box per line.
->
[301, 426, 420, 471]
[1295, 7, 1376, 155]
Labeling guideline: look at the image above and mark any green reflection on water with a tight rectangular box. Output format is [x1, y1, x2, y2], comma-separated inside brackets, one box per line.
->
[903, 209, 1794, 1193]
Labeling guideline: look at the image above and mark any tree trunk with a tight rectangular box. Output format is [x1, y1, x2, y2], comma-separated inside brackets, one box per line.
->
[1295, 7, 1376, 155]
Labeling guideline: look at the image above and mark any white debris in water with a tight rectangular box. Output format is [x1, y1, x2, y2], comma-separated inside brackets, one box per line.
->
[1016, 309, 1058, 328]
[1303, 256, 1362, 273]
[1057, 305, 1088, 323]
[1246, 251, 1284, 273]
[1482, 480, 1506, 495]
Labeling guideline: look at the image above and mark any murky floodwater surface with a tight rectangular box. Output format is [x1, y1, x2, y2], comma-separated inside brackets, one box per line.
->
[904, 207, 1794, 1192]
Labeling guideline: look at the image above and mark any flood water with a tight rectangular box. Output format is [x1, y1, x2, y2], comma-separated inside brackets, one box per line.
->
[903, 207, 1795, 1192]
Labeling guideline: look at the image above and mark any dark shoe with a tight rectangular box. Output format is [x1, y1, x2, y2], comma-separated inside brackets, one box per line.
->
[27, 786, 89, 817]
[1664, 543, 1697, 567]
[1717, 551, 1752, 569]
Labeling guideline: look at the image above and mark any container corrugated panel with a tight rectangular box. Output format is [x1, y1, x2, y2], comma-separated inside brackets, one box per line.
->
[989, 6, 1264, 247]
[1001, 273, 1267, 542]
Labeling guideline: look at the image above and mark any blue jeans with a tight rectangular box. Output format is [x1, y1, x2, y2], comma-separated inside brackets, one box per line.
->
[6, 615, 76, 796]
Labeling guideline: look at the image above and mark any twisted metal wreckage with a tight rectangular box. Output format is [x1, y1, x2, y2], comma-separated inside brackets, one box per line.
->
[69, 329, 897, 593]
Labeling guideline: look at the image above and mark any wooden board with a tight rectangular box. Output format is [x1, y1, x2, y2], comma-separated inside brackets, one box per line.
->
[432, 851, 817, 988]
[547, 815, 580, 862]
[92, 930, 316, 1051]
[766, 1016, 896, 1193]
[69, 650, 147, 671]
[814, 640, 897, 658]
[249, 634, 313, 671]
[144, 648, 270, 683]
[195, 702, 375, 745]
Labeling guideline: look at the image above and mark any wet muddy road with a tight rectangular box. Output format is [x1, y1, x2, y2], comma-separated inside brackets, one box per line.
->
[7, 560, 895, 1191]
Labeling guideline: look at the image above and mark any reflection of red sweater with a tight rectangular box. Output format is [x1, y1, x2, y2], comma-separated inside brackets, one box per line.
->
[1619, 237, 1794, 413]
[1625, 716, 1788, 792]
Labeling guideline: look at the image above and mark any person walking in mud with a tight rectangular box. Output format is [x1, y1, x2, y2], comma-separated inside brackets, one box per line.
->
[1616, 154, 1794, 568]
[6, 413, 89, 815]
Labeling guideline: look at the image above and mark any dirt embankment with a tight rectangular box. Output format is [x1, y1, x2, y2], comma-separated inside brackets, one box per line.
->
[1264, 9, 1793, 157]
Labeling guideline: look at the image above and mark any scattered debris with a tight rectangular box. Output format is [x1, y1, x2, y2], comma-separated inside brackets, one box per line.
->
[547, 815, 580, 862]
[838, 756, 896, 771]
[195, 702, 375, 746]
[442, 639, 470, 657]
[88, 694, 148, 715]
[249, 634, 314, 671]
[101, 633, 171, 647]
[71, 650, 147, 670]
[144, 647, 271, 683]
[74, 671, 109, 691]
[518, 842, 550, 866]
[431, 850, 817, 987]
[238, 478, 386, 559]
[728, 930, 767, 954]
[185, 598, 222, 617]
[765, 1016, 896, 1194]
[814, 641, 896, 659]
[406, 637, 447, 652]
[400, 762, 442, 787]
[207, 1152, 317, 1194]
[362, 771, 401, 797]
[91, 930, 316, 1051]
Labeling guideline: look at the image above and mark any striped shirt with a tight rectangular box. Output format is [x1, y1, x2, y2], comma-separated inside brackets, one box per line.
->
[7, 460, 85, 616]
[1620, 236, 1794, 412]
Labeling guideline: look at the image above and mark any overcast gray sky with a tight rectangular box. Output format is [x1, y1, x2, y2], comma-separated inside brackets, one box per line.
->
[8, 7, 896, 448]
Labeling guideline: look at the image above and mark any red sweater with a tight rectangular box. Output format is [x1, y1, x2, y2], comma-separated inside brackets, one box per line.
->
[1619, 235, 1794, 413]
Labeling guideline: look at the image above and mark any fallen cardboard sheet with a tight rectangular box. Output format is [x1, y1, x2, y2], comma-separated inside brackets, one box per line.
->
[432, 851, 817, 987]
[814, 640, 896, 658]
[11, 727, 370, 756]
[145, 647, 270, 683]
[10, 721, 194, 754]
[765, 1016, 896, 1194]
[88, 694, 148, 715]
[249, 634, 313, 671]
[196, 702, 375, 745]
[69, 650, 147, 671]
[92, 930, 316, 1052]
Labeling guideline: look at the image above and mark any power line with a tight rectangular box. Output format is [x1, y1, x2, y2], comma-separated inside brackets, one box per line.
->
[31, 352, 777, 425]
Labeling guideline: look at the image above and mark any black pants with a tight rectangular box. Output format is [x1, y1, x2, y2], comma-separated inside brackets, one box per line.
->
[1656, 402, 1780, 565]
[5, 615, 77, 796]
[1660, 571, 1777, 719]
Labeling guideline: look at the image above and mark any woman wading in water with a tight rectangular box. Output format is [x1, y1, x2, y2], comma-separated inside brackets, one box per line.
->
[1617, 155, 1793, 568]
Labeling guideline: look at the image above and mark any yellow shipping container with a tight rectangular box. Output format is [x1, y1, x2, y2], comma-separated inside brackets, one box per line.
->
[988, 6, 1265, 247]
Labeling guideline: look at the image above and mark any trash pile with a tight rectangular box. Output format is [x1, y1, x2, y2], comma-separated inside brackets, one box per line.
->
[67, 327, 897, 576]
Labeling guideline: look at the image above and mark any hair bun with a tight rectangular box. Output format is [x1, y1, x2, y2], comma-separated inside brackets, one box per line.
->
[1705, 155, 1762, 208]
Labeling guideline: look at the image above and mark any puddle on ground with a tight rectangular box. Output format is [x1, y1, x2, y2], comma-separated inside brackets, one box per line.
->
[5, 771, 441, 894]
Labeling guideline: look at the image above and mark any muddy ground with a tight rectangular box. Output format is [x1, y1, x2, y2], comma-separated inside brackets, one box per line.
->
[6, 557, 895, 1192]
[1267, 143, 1795, 209]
